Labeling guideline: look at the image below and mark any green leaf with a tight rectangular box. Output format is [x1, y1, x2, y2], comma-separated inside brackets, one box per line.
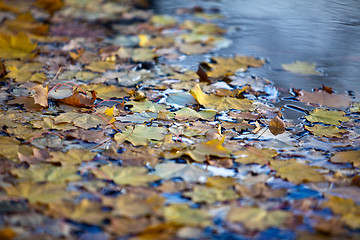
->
[183, 185, 239, 204]
[227, 207, 291, 230]
[114, 125, 167, 146]
[305, 108, 350, 125]
[94, 165, 160, 186]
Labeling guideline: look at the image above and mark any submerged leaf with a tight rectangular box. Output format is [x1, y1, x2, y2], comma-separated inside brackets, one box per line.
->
[299, 90, 351, 108]
[282, 61, 320, 75]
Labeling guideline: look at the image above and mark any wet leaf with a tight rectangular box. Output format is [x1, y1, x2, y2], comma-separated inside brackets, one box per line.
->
[114, 125, 167, 146]
[227, 206, 292, 231]
[269, 116, 286, 135]
[305, 125, 348, 138]
[183, 185, 239, 204]
[0, 136, 21, 161]
[270, 159, 324, 184]
[298, 90, 351, 108]
[85, 61, 117, 73]
[174, 107, 216, 121]
[234, 147, 278, 165]
[57, 89, 96, 108]
[11, 164, 80, 183]
[4, 182, 71, 204]
[6, 65, 46, 83]
[163, 204, 211, 227]
[46, 199, 108, 225]
[154, 162, 211, 182]
[54, 112, 103, 129]
[93, 165, 160, 186]
[330, 150, 360, 167]
[282, 61, 320, 75]
[48, 149, 96, 165]
[305, 108, 350, 125]
[190, 84, 254, 111]
[0, 32, 37, 59]
[31, 85, 48, 107]
[127, 100, 167, 113]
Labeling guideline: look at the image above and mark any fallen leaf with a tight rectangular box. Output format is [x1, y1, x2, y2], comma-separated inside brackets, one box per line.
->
[234, 147, 278, 165]
[11, 164, 81, 183]
[35, 0, 64, 14]
[0, 32, 37, 59]
[305, 125, 348, 138]
[154, 162, 211, 182]
[163, 204, 211, 227]
[31, 85, 48, 107]
[114, 125, 167, 146]
[4, 182, 71, 204]
[270, 159, 324, 184]
[183, 185, 239, 204]
[127, 100, 167, 113]
[48, 149, 96, 165]
[85, 61, 117, 73]
[46, 199, 108, 225]
[305, 108, 350, 125]
[57, 89, 96, 108]
[174, 107, 216, 121]
[227, 206, 292, 230]
[0, 136, 21, 161]
[190, 84, 254, 111]
[282, 61, 320, 75]
[93, 165, 160, 186]
[299, 90, 351, 108]
[7, 96, 44, 111]
[269, 116, 286, 135]
[5, 65, 46, 83]
[330, 150, 360, 167]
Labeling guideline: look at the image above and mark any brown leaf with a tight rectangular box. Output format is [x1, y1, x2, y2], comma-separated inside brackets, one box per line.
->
[269, 116, 286, 135]
[8, 97, 44, 111]
[298, 90, 351, 108]
[0, 61, 6, 77]
[31, 85, 48, 107]
[58, 89, 96, 108]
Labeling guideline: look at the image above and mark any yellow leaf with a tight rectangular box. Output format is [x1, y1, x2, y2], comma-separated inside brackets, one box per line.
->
[330, 150, 360, 168]
[105, 105, 115, 116]
[0, 32, 37, 59]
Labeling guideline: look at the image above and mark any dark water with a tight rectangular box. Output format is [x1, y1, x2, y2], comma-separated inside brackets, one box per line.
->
[153, 0, 360, 102]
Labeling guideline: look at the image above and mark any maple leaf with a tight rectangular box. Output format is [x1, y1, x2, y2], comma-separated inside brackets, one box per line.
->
[305, 108, 350, 125]
[270, 159, 324, 184]
[282, 61, 320, 75]
[114, 125, 167, 146]
[48, 149, 96, 165]
[227, 207, 292, 231]
[154, 162, 211, 182]
[190, 84, 254, 111]
[0, 32, 37, 59]
[0, 136, 21, 161]
[183, 185, 239, 204]
[298, 90, 351, 108]
[234, 147, 278, 165]
[93, 165, 160, 186]
[330, 150, 360, 168]
[163, 204, 211, 227]
[5, 65, 46, 83]
[305, 125, 348, 138]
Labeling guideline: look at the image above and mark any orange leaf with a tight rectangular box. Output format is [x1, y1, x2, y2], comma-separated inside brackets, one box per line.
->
[269, 116, 285, 135]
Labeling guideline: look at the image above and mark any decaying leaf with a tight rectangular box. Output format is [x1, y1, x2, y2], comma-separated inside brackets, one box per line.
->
[298, 90, 351, 108]
[183, 185, 239, 204]
[114, 125, 167, 146]
[57, 89, 97, 108]
[305, 125, 348, 138]
[163, 204, 211, 227]
[234, 147, 278, 165]
[269, 116, 286, 135]
[31, 85, 48, 107]
[48, 149, 96, 165]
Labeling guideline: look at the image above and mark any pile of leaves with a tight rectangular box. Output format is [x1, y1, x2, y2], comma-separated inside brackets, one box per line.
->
[0, 0, 359, 239]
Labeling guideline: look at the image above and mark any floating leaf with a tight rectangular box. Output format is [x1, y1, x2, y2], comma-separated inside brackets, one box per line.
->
[163, 204, 211, 227]
[227, 207, 292, 231]
[11, 164, 80, 183]
[190, 84, 254, 111]
[270, 159, 324, 184]
[330, 150, 360, 167]
[183, 185, 239, 204]
[305, 125, 348, 138]
[234, 147, 277, 165]
[305, 108, 350, 125]
[93, 165, 160, 186]
[282, 61, 320, 75]
[0, 32, 37, 59]
[114, 125, 167, 146]
[154, 162, 211, 182]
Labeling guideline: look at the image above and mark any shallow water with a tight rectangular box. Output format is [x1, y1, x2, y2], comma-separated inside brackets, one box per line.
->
[153, 0, 360, 104]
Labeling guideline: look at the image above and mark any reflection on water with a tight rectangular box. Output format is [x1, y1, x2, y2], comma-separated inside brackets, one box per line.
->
[153, 0, 360, 101]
